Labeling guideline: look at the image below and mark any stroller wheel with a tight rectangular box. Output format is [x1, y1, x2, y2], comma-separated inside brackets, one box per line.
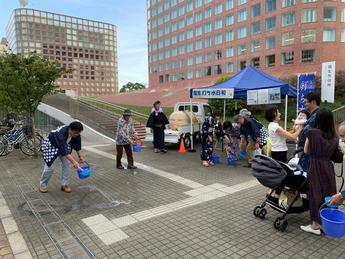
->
[274, 218, 281, 230]
[280, 220, 288, 232]
[253, 206, 261, 217]
[258, 208, 267, 219]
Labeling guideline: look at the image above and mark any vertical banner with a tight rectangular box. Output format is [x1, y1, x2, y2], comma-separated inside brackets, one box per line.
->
[321, 61, 335, 103]
[297, 73, 316, 111]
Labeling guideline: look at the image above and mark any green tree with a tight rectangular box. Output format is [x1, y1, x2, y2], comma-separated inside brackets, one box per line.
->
[119, 82, 146, 93]
[0, 52, 67, 154]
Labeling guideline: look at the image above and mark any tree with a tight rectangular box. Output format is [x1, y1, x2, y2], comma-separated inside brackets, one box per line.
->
[0, 52, 67, 155]
[119, 82, 146, 93]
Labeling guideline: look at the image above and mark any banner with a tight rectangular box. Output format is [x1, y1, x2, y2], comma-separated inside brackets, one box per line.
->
[247, 87, 281, 105]
[190, 88, 234, 99]
[297, 73, 316, 111]
[321, 61, 335, 103]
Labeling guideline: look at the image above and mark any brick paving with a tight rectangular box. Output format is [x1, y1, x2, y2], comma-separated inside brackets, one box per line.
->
[0, 221, 13, 259]
[0, 143, 344, 258]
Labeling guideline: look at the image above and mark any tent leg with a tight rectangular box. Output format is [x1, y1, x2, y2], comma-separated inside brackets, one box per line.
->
[284, 94, 288, 130]
[223, 99, 226, 122]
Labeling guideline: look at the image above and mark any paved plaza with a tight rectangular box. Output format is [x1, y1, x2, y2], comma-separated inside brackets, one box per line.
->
[0, 138, 345, 258]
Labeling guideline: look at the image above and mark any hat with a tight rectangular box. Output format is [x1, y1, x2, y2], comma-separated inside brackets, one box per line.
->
[239, 108, 251, 117]
[234, 114, 244, 123]
[123, 109, 131, 116]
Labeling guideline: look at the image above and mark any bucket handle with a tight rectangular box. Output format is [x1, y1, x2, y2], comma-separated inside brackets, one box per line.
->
[79, 161, 89, 168]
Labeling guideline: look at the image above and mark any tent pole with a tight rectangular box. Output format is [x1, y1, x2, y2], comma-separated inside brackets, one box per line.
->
[189, 93, 196, 152]
[223, 99, 226, 122]
[284, 94, 288, 130]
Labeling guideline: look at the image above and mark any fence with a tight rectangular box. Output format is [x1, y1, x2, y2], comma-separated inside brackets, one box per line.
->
[332, 105, 345, 125]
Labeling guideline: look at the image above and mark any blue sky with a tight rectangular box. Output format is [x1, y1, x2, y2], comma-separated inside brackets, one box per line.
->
[0, 0, 148, 87]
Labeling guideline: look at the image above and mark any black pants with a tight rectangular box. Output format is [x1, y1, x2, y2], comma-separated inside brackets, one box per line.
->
[271, 151, 288, 163]
[153, 126, 165, 150]
[116, 144, 133, 167]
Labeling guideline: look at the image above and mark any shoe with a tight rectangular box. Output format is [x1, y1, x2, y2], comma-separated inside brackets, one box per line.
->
[127, 165, 137, 170]
[61, 186, 71, 193]
[208, 161, 215, 166]
[39, 186, 48, 193]
[160, 149, 167, 153]
[154, 149, 159, 153]
[117, 165, 125, 169]
[202, 161, 210, 167]
[300, 225, 321, 235]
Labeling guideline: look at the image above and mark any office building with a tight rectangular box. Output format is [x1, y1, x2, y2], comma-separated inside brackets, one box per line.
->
[6, 8, 118, 96]
[147, 0, 345, 88]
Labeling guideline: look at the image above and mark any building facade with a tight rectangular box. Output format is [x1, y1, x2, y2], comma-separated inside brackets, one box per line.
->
[147, 0, 345, 89]
[6, 8, 118, 96]
[0, 38, 8, 53]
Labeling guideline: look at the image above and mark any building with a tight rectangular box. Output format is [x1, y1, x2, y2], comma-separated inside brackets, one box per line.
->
[6, 8, 118, 96]
[0, 38, 8, 53]
[147, 0, 345, 89]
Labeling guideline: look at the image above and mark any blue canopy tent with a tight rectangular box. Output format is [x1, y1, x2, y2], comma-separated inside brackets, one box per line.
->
[190, 66, 297, 129]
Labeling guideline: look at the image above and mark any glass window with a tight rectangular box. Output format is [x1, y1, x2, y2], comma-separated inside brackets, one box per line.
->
[281, 51, 294, 64]
[205, 66, 212, 76]
[204, 22, 212, 33]
[226, 63, 234, 73]
[179, 32, 185, 41]
[226, 30, 234, 42]
[238, 44, 246, 55]
[282, 12, 295, 27]
[265, 16, 276, 31]
[301, 0, 317, 2]
[215, 19, 222, 29]
[179, 19, 185, 29]
[265, 36, 275, 49]
[266, 54, 275, 67]
[179, 45, 185, 55]
[171, 22, 177, 31]
[342, 30, 345, 42]
[324, 7, 336, 22]
[214, 64, 222, 75]
[237, 26, 247, 39]
[205, 7, 212, 19]
[204, 52, 211, 62]
[251, 3, 261, 18]
[195, 0, 202, 8]
[195, 69, 202, 78]
[205, 36, 212, 48]
[186, 1, 193, 12]
[195, 12, 202, 22]
[238, 9, 247, 22]
[282, 0, 295, 8]
[215, 50, 222, 60]
[215, 3, 223, 14]
[342, 9, 345, 23]
[226, 0, 234, 10]
[215, 34, 222, 44]
[226, 14, 234, 26]
[171, 9, 177, 19]
[251, 57, 260, 68]
[323, 29, 336, 41]
[226, 47, 233, 57]
[301, 49, 315, 63]
[301, 29, 316, 43]
[187, 29, 193, 39]
[195, 26, 202, 36]
[301, 9, 317, 23]
[195, 39, 202, 50]
[187, 42, 193, 52]
[186, 15, 193, 25]
[238, 0, 247, 5]
[187, 56, 193, 66]
[251, 21, 260, 35]
[281, 31, 295, 46]
[266, 0, 276, 13]
[251, 40, 260, 52]
[178, 6, 185, 16]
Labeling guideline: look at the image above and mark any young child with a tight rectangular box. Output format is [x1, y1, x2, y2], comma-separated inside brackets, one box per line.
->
[223, 121, 241, 159]
[292, 110, 309, 132]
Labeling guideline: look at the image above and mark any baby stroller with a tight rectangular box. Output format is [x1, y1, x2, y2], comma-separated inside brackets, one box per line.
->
[251, 154, 309, 232]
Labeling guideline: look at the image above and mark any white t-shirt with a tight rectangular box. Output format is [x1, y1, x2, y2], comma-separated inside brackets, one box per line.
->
[268, 122, 288, 152]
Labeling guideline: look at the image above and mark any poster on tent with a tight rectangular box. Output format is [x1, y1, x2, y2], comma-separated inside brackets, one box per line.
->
[297, 73, 316, 111]
[247, 87, 281, 105]
[190, 88, 234, 99]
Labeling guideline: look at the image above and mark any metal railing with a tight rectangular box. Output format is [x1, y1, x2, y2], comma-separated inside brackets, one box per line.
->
[332, 105, 345, 125]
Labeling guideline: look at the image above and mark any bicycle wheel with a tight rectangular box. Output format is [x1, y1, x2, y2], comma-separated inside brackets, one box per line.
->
[20, 136, 42, 156]
[1, 140, 12, 156]
[0, 140, 5, 156]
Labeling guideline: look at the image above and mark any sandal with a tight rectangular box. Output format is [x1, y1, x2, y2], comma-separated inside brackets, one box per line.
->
[202, 161, 210, 167]
[208, 161, 214, 166]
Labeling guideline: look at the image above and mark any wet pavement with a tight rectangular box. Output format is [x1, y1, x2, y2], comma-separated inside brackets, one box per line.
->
[0, 141, 345, 258]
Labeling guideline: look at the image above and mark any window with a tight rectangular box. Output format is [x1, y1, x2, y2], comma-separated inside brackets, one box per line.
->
[179, 19, 185, 29]
[178, 6, 185, 16]
[215, 49, 222, 60]
[187, 29, 193, 39]
[226, 63, 234, 73]
[205, 36, 212, 48]
[186, 15, 193, 25]
[301, 49, 315, 63]
[215, 19, 223, 29]
[251, 40, 260, 52]
[281, 51, 294, 64]
[195, 69, 202, 78]
[323, 29, 336, 41]
[215, 3, 223, 14]
[239, 61, 246, 70]
[195, 0, 202, 8]
[195, 12, 202, 22]
[195, 26, 202, 36]
[301, 29, 316, 43]
[301, 0, 317, 2]
[226, 0, 234, 10]
[281, 31, 294, 46]
[342, 30, 345, 42]
[265, 16, 276, 31]
[215, 34, 222, 44]
[301, 9, 317, 23]
[179, 45, 185, 55]
[251, 57, 260, 68]
[226, 47, 233, 57]
[186, 1, 193, 12]
[205, 22, 212, 33]
[195, 40, 202, 50]
[266, 54, 275, 67]
[187, 42, 193, 52]
[251, 21, 260, 35]
[282, 0, 295, 8]
[179, 32, 185, 41]
[251, 3, 261, 18]
[265, 36, 275, 49]
[205, 7, 212, 19]
[195, 55, 202, 64]
[204, 52, 211, 62]
[324, 7, 336, 22]
[238, 26, 247, 38]
[238, 44, 246, 55]
[238, 9, 247, 22]
[266, 0, 276, 13]
[187, 56, 193, 66]
[226, 14, 234, 26]
[342, 9, 345, 23]
[205, 66, 212, 76]
[214, 64, 222, 75]
[282, 12, 295, 27]
[226, 30, 234, 42]
[238, 0, 246, 5]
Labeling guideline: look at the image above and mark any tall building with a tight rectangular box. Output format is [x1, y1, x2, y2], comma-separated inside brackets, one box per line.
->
[147, 0, 345, 89]
[0, 38, 8, 53]
[6, 8, 118, 97]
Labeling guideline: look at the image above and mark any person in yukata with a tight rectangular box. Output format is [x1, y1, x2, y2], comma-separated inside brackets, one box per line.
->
[222, 121, 241, 159]
[146, 100, 169, 153]
[39, 121, 85, 193]
[200, 112, 221, 167]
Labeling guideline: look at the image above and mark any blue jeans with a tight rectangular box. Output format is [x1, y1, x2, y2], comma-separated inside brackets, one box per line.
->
[40, 156, 71, 187]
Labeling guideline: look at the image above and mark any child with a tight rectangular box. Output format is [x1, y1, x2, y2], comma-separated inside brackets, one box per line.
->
[292, 110, 309, 132]
[223, 121, 241, 159]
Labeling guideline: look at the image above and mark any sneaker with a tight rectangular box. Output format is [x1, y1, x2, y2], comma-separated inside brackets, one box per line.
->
[61, 186, 72, 193]
[300, 225, 321, 235]
[160, 149, 167, 153]
[154, 149, 159, 153]
[117, 165, 125, 169]
[127, 165, 137, 170]
[39, 186, 48, 193]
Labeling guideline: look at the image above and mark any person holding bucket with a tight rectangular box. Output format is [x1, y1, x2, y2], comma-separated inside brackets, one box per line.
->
[116, 109, 139, 170]
[39, 121, 85, 193]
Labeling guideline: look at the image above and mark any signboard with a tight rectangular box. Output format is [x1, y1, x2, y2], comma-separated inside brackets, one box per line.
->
[247, 87, 281, 105]
[297, 73, 316, 111]
[321, 61, 335, 103]
[190, 88, 234, 99]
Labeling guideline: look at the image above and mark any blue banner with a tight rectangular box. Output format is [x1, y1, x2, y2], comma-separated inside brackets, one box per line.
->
[298, 74, 315, 111]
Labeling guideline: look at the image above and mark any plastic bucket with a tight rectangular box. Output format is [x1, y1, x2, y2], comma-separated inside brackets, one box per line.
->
[133, 143, 142, 152]
[325, 196, 338, 208]
[239, 151, 247, 160]
[77, 163, 91, 179]
[227, 155, 237, 166]
[320, 208, 345, 238]
[211, 154, 220, 164]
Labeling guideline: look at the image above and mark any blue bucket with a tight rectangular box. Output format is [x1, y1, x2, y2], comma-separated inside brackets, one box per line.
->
[320, 208, 345, 238]
[227, 155, 237, 166]
[133, 143, 142, 152]
[211, 154, 220, 164]
[239, 151, 247, 160]
[325, 196, 338, 208]
[77, 163, 91, 179]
